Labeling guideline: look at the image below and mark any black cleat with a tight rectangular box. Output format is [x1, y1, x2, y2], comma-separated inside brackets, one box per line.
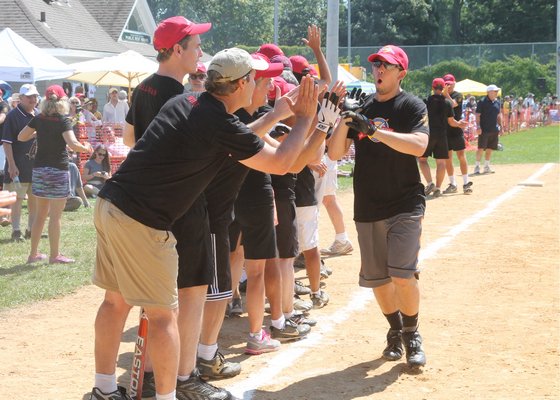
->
[382, 329, 403, 361]
[402, 330, 426, 368]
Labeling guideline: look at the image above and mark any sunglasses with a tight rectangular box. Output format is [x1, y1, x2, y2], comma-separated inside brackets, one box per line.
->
[372, 60, 402, 70]
[434, 86, 444, 90]
[189, 74, 207, 80]
[96, 152, 107, 156]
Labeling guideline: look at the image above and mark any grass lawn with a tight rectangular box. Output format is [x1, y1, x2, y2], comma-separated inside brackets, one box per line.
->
[0, 125, 557, 310]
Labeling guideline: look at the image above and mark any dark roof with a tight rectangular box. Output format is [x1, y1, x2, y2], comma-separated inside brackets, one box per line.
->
[0, 0, 155, 56]
[83, 0, 135, 42]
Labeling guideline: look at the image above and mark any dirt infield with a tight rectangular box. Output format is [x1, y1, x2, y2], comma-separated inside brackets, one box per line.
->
[0, 163, 558, 399]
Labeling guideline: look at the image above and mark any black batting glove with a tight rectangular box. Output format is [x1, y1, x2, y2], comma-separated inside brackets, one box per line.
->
[341, 87, 367, 112]
[340, 111, 377, 139]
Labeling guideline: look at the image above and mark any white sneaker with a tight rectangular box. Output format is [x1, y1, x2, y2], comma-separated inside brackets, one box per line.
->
[320, 239, 353, 256]
[484, 165, 495, 174]
[473, 165, 481, 175]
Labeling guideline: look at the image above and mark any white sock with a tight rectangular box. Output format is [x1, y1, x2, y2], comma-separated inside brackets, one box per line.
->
[462, 174, 469, 185]
[198, 343, 218, 361]
[284, 311, 294, 319]
[177, 374, 190, 381]
[335, 232, 348, 242]
[312, 290, 321, 296]
[240, 270, 247, 282]
[249, 330, 263, 340]
[435, 186, 441, 191]
[484, 160, 490, 167]
[427, 181, 433, 186]
[271, 315, 285, 330]
[94, 373, 117, 394]
[475, 161, 480, 167]
[449, 175, 456, 186]
[156, 390, 176, 400]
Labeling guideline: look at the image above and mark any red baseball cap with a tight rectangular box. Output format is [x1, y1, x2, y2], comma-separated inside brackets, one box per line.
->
[367, 45, 409, 70]
[432, 78, 445, 89]
[45, 85, 66, 99]
[257, 43, 285, 60]
[443, 74, 456, 83]
[289, 55, 311, 75]
[153, 16, 212, 51]
[268, 76, 296, 101]
[252, 53, 283, 80]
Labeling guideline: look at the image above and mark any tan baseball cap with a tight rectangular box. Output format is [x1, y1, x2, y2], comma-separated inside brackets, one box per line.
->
[208, 48, 268, 82]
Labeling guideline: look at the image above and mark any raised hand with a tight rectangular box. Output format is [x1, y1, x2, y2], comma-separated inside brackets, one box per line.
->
[342, 87, 367, 112]
[302, 24, 321, 52]
[316, 91, 342, 133]
[290, 75, 319, 118]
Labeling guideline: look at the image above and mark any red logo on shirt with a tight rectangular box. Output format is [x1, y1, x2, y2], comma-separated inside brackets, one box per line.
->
[138, 83, 157, 96]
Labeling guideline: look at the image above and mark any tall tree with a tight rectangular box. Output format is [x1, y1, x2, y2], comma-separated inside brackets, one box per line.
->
[277, 0, 328, 46]
[146, 0, 274, 54]
[349, 0, 438, 46]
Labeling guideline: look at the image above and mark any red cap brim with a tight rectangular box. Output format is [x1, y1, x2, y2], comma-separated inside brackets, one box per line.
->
[189, 22, 212, 35]
[256, 62, 284, 80]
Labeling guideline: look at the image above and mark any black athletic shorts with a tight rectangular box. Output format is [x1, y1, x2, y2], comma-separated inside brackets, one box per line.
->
[206, 224, 232, 301]
[235, 204, 278, 260]
[172, 196, 214, 289]
[478, 131, 499, 150]
[447, 134, 466, 151]
[422, 132, 449, 159]
[274, 198, 299, 259]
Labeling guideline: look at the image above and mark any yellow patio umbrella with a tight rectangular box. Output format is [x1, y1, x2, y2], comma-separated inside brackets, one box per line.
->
[67, 50, 158, 99]
[454, 79, 502, 97]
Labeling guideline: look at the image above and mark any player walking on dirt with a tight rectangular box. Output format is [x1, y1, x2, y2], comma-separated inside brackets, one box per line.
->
[328, 45, 429, 369]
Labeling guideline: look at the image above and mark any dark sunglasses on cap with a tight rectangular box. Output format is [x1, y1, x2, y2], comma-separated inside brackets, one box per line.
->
[434, 85, 444, 90]
[189, 73, 207, 80]
[372, 60, 402, 70]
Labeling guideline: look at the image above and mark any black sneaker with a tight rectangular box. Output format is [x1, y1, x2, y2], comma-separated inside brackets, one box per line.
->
[90, 386, 132, 400]
[197, 350, 242, 380]
[442, 184, 457, 194]
[141, 371, 156, 398]
[270, 319, 311, 342]
[176, 369, 232, 400]
[288, 311, 317, 327]
[402, 330, 426, 368]
[11, 230, 24, 242]
[382, 329, 403, 361]
[463, 181, 473, 194]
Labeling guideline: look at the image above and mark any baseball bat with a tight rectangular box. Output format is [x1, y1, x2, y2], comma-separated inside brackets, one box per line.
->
[130, 308, 149, 400]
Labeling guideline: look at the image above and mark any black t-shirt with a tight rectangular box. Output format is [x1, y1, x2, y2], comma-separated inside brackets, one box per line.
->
[348, 91, 429, 222]
[125, 74, 186, 142]
[426, 94, 453, 138]
[234, 107, 273, 208]
[28, 114, 73, 170]
[294, 166, 316, 207]
[99, 92, 265, 230]
[448, 90, 464, 137]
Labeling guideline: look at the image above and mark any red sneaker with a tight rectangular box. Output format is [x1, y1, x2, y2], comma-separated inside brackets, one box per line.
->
[49, 254, 75, 264]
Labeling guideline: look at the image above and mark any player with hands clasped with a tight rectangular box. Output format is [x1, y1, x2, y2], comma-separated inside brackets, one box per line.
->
[329, 45, 429, 369]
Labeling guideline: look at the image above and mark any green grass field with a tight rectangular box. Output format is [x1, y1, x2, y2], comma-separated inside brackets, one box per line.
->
[0, 125, 557, 310]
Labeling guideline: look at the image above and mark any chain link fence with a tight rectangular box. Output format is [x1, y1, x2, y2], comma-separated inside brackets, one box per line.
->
[340, 42, 556, 70]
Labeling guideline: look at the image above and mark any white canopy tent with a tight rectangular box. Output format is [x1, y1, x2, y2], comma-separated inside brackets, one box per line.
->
[0, 28, 74, 83]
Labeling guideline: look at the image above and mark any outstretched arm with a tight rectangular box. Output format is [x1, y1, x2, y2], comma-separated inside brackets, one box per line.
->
[303, 25, 332, 86]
